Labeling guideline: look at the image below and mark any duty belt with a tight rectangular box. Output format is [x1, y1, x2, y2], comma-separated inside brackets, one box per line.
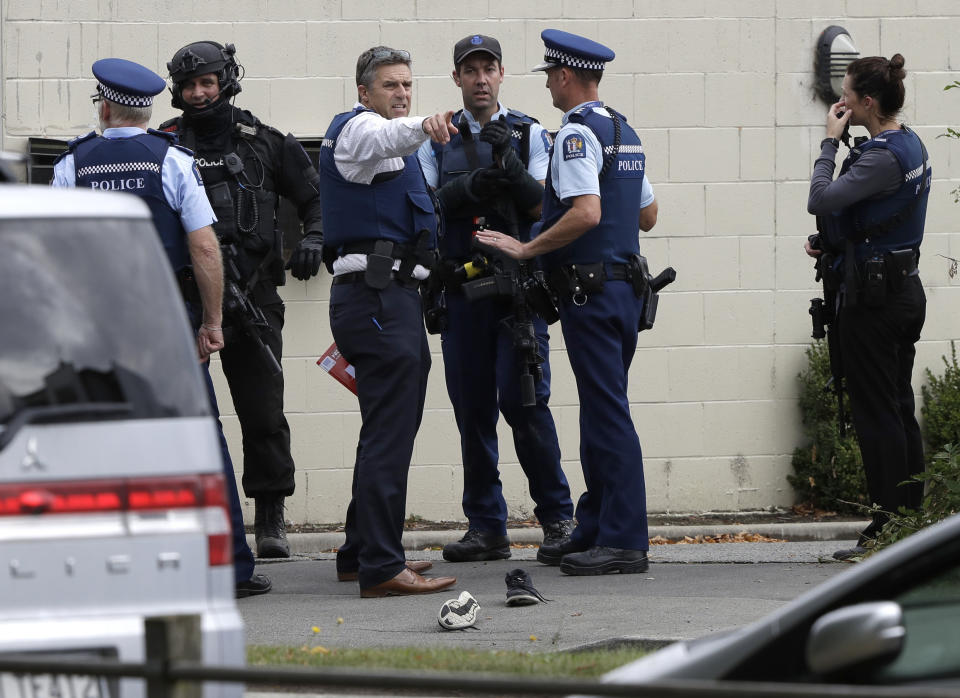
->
[331, 271, 422, 290]
[548, 263, 630, 299]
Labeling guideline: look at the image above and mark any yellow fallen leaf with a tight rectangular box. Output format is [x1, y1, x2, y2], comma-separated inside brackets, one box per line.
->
[310, 646, 330, 654]
[337, 617, 344, 625]
[529, 635, 538, 642]
[311, 626, 320, 634]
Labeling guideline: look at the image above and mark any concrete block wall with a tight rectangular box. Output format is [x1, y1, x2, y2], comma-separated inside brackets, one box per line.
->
[4, 1, 960, 525]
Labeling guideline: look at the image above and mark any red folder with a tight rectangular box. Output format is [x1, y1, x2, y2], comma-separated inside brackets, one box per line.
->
[317, 342, 358, 395]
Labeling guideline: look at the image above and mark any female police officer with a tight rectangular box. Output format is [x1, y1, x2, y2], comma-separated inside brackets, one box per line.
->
[805, 54, 931, 559]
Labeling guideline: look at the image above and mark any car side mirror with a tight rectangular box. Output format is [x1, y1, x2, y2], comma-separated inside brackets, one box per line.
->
[806, 601, 906, 675]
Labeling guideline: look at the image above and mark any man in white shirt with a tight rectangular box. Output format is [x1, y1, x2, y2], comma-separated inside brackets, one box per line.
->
[317, 46, 458, 598]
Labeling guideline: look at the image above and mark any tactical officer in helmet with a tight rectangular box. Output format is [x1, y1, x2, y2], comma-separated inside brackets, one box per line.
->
[161, 41, 325, 558]
[416, 34, 575, 564]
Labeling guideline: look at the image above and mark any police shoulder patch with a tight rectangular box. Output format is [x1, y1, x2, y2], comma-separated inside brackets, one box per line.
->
[562, 133, 586, 161]
[540, 130, 553, 153]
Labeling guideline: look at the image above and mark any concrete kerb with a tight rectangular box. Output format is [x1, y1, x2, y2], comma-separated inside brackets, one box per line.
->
[249, 520, 869, 556]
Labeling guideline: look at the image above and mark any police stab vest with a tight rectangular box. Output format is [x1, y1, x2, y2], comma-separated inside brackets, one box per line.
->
[431, 109, 535, 260]
[68, 130, 190, 271]
[539, 103, 645, 271]
[819, 127, 930, 262]
[319, 107, 438, 253]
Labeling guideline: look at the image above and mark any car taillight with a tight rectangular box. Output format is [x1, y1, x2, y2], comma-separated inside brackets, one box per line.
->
[0, 473, 234, 568]
[200, 473, 233, 568]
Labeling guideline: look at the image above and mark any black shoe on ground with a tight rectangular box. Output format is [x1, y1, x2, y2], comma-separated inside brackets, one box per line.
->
[442, 529, 511, 562]
[505, 568, 548, 606]
[236, 573, 272, 598]
[832, 545, 868, 561]
[560, 546, 649, 576]
[254, 495, 290, 558]
[537, 533, 589, 566]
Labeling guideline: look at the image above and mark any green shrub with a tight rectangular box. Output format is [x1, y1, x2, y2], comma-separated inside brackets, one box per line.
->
[864, 445, 960, 556]
[788, 340, 867, 513]
[921, 341, 960, 459]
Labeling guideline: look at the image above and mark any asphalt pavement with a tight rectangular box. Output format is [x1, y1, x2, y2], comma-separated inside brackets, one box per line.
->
[239, 521, 865, 652]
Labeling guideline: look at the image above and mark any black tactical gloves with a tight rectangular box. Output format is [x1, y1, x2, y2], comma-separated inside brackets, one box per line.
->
[470, 168, 512, 199]
[479, 118, 511, 155]
[286, 232, 324, 280]
[498, 147, 543, 213]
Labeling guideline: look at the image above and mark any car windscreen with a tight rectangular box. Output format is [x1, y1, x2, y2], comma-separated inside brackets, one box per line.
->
[0, 216, 210, 438]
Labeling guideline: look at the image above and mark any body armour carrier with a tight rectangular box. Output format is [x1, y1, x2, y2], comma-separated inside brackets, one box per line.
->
[64, 130, 189, 271]
[431, 109, 535, 260]
[818, 126, 931, 262]
[539, 103, 645, 271]
[319, 107, 438, 252]
[160, 107, 283, 266]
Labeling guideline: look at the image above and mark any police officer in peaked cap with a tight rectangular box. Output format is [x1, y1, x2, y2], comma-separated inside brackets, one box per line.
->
[416, 34, 575, 564]
[52, 57, 271, 598]
[477, 29, 660, 576]
[162, 41, 325, 559]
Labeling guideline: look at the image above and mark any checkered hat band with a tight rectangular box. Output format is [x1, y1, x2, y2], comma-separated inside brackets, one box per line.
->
[606, 144, 643, 155]
[99, 82, 154, 107]
[77, 161, 161, 177]
[544, 47, 605, 70]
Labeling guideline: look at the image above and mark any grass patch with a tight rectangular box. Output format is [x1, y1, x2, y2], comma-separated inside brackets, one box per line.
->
[248, 645, 647, 678]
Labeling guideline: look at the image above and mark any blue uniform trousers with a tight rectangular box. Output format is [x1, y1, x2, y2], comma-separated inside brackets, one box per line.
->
[441, 292, 572, 535]
[330, 280, 430, 590]
[557, 280, 649, 551]
[199, 360, 257, 584]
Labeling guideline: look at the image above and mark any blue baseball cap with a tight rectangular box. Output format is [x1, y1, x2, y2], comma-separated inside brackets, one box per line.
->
[92, 58, 166, 107]
[532, 29, 615, 72]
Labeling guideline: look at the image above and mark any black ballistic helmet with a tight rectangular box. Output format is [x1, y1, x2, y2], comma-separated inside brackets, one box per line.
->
[167, 41, 242, 109]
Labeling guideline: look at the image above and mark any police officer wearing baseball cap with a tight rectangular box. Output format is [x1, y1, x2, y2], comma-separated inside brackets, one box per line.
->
[52, 57, 271, 598]
[161, 42, 325, 560]
[476, 30, 660, 576]
[417, 34, 575, 564]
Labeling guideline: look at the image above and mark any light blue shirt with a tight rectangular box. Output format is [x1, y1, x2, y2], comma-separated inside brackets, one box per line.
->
[417, 103, 551, 187]
[551, 102, 654, 207]
[52, 127, 216, 234]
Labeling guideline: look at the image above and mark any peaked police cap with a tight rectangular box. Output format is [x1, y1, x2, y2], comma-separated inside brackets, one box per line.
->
[92, 58, 166, 107]
[531, 29, 615, 72]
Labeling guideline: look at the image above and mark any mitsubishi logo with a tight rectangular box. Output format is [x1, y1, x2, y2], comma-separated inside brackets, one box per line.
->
[21, 437, 45, 472]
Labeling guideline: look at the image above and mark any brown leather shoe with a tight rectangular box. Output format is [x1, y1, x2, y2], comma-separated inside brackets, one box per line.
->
[337, 560, 433, 582]
[360, 567, 456, 598]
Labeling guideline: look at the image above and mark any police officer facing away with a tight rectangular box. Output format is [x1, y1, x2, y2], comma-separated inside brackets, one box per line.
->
[805, 54, 930, 560]
[52, 58, 270, 597]
[416, 35, 575, 563]
[161, 42, 325, 559]
[477, 30, 658, 576]
[317, 46, 458, 597]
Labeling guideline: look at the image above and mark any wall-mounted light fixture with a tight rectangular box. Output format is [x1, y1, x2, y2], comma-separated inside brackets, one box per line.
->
[815, 26, 859, 103]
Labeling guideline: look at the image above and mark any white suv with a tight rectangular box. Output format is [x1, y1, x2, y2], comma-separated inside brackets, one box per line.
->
[0, 184, 245, 698]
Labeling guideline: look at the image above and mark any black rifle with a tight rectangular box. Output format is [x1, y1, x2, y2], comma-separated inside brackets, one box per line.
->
[461, 243, 558, 408]
[221, 242, 282, 376]
[808, 233, 846, 436]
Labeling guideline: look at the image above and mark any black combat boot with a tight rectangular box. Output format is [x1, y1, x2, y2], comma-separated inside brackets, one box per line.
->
[442, 529, 511, 562]
[254, 495, 290, 558]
